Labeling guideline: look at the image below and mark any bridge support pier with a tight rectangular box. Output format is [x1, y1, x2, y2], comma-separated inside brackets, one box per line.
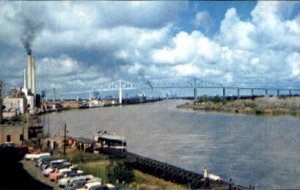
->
[222, 88, 226, 99]
[251, 89, 254, 97]
[265, 89, 268, 96]
[289, 90, 292, 96]
[237, 88, 240, 99]
[193, 78, 197, 101]
[277, 89, 280, 97]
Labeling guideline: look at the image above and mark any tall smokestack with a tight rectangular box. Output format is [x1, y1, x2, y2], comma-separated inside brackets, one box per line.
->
[27, 52, 32, 91]
[23, 68, 27, 89]
[32, 56, 36, 94]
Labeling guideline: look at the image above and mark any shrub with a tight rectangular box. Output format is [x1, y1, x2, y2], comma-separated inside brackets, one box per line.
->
[107, 161, 134, 184]
[63, 151, 107, 163]
[79, 163, 108, 183]
[211, 95, 223, 103]
[255, 108, 264, 115]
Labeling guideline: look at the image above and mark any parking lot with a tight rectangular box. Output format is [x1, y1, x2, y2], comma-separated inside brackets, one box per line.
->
[22, 159, 60, 190]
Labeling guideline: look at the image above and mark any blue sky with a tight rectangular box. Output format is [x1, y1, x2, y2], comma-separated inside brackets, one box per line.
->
[178, 1, 257, 35]
[0, 1, 299, 97]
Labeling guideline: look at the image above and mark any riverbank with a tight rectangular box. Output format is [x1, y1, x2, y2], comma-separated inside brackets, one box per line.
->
[46, 147, 186, 190]
[37, 99, 163, 116]
[177, 96, 300, 116]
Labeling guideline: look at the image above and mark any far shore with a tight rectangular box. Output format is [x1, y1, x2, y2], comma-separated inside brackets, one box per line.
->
[177, 96, 300, 116]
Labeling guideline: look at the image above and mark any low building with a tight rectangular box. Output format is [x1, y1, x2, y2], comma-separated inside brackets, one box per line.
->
[89, 99, 104, 108]
[43, 102, 63, 111]
[0, 123, 28, 145]
[3, 96, 27, 115]
[61, 101, 80, 109]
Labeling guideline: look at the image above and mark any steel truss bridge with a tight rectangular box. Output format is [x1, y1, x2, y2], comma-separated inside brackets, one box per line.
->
[50, 77, 300, 104]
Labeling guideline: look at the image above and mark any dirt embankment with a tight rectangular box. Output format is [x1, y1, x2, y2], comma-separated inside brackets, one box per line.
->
[178, 97, 300, 116]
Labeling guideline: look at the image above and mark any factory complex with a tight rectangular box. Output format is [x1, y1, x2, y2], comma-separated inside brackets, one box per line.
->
[0, 51, 43, 146]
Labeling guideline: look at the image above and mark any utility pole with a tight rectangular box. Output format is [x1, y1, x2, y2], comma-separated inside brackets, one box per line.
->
[63, 122, 67, 155]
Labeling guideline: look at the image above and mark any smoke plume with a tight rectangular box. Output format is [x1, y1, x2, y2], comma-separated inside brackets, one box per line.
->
[19, 5, 45, 54]
[21, 19, 35, 54]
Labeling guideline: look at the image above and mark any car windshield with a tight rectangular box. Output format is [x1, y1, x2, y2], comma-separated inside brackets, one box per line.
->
[51, 162, 65, 168]
[90, 185, 108, 190]
[73, 181, 85, 187]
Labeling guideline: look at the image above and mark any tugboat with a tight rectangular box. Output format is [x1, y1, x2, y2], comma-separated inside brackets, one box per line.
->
[93, 130, 126, 151]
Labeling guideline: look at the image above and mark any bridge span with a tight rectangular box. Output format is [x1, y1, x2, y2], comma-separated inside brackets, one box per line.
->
[47, 77, 300, 103]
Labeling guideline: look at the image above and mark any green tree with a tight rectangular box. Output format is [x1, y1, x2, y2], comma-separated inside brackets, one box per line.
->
[107, 161, 134, 184]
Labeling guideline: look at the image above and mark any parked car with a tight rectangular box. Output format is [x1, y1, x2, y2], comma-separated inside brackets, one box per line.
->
[43, 160, 69, 176]
[105, 184, 117, 190]
[25, 152, 50, 160]
[86, 177, 101, 184]
[49, 168, 72, 182]
[38, 156, 56, 169]
[41, 162, 50, 171]
[57, 173, 90, 188]
[34, 155, 52, 167]
[41, 158, 63, 170]
[63, 179, 86, 190]
[89, 185, 109, 190]
[57, 170, 83, 181]
[65, 175, 94, 188]
[77, 181, 102, 190]
[90, 184, 117, 190]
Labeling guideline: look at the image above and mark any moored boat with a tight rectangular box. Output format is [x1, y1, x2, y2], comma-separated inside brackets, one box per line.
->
[93, 130, 126, 151]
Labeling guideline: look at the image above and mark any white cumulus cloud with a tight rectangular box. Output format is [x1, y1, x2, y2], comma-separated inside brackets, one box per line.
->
[151, 31, 221, 65]
[286, 53, 300, 77]
[1, 1, 300, 94]
[218, 8, 256, 50]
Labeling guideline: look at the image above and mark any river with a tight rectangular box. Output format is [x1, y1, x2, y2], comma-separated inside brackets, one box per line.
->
[41, 99, 300, 189]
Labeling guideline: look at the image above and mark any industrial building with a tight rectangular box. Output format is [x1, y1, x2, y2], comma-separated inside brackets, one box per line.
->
[0, 123, 28, 145]
[3, 88, 27, 117]
[3, 51, 39, 117]
[0, 51, 43, 145]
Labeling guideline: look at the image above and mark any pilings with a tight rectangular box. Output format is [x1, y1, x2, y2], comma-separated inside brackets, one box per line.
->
[96, 148, 249, 189]
[103, 149, 211, 189]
